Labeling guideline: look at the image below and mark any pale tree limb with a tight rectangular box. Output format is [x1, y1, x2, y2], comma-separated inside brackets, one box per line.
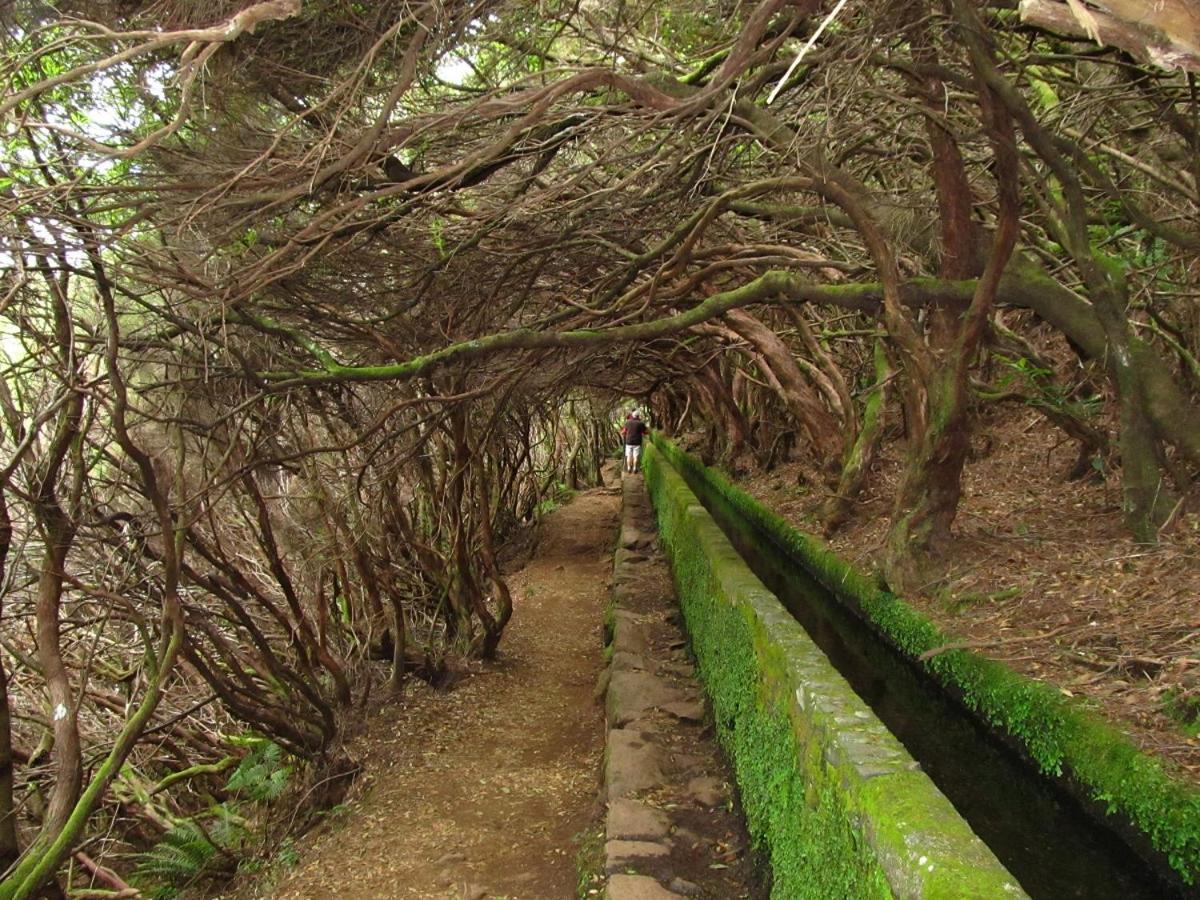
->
[0, 1, 304, 136]
[1019, 0, 1200, 73]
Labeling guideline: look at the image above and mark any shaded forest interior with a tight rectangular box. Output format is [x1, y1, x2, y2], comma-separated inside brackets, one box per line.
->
[0, 0, 1199, 896]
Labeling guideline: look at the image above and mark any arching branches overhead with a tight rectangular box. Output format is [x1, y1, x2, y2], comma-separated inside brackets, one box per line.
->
[1, 0, 1199, 893]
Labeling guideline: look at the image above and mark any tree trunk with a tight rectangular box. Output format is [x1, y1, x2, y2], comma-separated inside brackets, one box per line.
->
[0, 494, 19, 873]
[884, 366, 972, 588]
[881, 2, 1021, 588]
[824, 339, 891, 534]
[724, 309, 844, 465]
[692, 362, 750, 459]
[473, 466, 512, 659]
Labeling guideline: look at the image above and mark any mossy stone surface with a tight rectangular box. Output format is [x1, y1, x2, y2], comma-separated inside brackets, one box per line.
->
[649, 437, 1200, 888]
[643, 444, 1026, 899]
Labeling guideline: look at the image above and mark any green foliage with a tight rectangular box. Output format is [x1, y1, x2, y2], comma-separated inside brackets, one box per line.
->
[1025, 66, 1060, 113]
[132, 803, 249, 896]
[430, 217, 447, 257]
[231, 227, 260, 256]
[274, 838, 300, 869]
[649, 437, 1200, 886]
[535, 482, 575, 518]
[601, 599, 617, 645]
[573, 823, 606, 897]
[225, 738, 292, 802]
[132, 738, 291, 896]
[996, 354, 1101, 419]
[133, 821, 219, 899]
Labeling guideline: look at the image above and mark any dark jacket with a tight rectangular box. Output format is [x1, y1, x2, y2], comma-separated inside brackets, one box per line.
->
[622, 419, 648, 446]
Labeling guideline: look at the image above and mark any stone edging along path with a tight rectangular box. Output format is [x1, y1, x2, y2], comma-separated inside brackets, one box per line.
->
[599, 474, 761, 900]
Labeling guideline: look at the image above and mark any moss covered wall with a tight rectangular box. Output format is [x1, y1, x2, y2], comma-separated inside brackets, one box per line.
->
[643, 444, 1025, 899]
[649, 436, 1200, 888]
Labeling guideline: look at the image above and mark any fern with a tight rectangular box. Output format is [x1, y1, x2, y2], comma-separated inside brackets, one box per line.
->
[226, 739, 292, 802]
[134, 820, 217, 897]
[131, 739, 293, 896]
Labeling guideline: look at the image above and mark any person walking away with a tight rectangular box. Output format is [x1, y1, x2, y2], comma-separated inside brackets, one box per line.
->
[620, 410, 649, 474]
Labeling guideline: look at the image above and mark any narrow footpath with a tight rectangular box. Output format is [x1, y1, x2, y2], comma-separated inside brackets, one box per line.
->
[268, 486, 620, 899]
[601, 475, 761, 899]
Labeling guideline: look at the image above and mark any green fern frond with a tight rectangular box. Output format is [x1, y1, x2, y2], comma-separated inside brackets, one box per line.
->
[134, 820, 217, 885]
[226, 739, 293, 802]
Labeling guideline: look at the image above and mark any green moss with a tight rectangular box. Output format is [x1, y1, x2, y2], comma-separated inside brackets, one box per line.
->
[1162, 690, 1200, 739]
[649, 437, 1200, 886]
[643, 445, 1020, 899]
[646, 451, 889, 897]
[601, 599, 617, 646]
[574, 821, 606, 898]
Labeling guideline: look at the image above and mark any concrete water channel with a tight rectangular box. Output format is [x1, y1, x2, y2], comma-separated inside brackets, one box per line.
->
[654, 448, 1188, 899]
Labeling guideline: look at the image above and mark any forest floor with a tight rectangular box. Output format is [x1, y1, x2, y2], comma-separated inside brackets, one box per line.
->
[250, 485, 620, 899]
[733, 401, 1200, 780]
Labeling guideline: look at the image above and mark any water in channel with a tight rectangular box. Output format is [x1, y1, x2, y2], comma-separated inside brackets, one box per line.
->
[677, 467, 1186, 900]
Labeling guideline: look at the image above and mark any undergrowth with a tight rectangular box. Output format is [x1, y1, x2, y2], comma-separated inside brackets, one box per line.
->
[132, 736, 295, 898]
[1162, 690, 1200, 739]
[574, 822, 606, 897]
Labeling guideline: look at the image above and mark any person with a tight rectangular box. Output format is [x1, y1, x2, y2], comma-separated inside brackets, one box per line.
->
[619, 410, 649, 474]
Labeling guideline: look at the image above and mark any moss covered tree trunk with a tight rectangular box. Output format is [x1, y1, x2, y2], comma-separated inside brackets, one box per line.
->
[1084, 256, 1175, 541]
[881, 2, 1020, 589]
[884, 367, 974, 587]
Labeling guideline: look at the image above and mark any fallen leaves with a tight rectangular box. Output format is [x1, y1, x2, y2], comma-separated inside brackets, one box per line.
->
[737, 400, 1200, 779]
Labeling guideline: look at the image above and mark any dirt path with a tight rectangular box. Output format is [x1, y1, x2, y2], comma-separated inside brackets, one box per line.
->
[268, 487, 620, 899]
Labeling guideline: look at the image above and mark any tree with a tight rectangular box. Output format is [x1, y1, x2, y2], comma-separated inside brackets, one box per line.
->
[1, 0, 1198, 892]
